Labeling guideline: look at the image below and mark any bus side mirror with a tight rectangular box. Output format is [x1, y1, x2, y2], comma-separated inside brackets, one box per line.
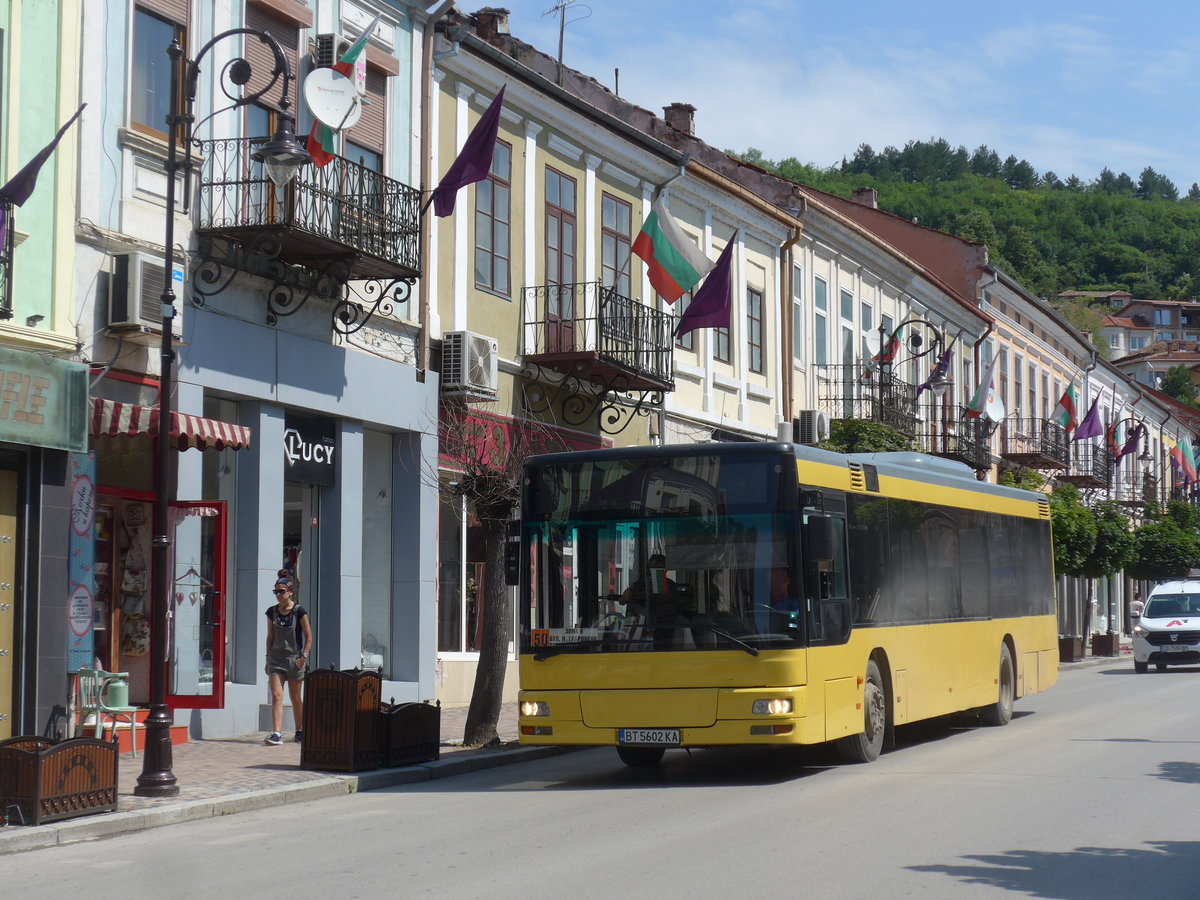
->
[805, 515, 835, 562]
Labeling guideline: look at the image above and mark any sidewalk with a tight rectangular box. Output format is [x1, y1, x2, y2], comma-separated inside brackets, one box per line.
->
[0, 701, 561, 855]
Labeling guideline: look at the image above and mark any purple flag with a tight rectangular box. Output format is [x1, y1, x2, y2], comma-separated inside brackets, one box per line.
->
[676, 232, 736, 339]
[430, 86, 506, 218]
[0, 104, 86, 207]
[916, 337, 955, 398]
[1117, 423, 1145, 460]
[1072, 397, 1103, 440]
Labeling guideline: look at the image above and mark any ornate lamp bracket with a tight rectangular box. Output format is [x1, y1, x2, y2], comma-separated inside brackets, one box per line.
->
[521, 361, 663, 436]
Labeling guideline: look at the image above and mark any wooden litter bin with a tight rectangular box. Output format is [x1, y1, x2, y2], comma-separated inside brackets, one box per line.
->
[379, 701, 440, 767]
[300, 668, 381, 772]
[0, 735, 118, 825]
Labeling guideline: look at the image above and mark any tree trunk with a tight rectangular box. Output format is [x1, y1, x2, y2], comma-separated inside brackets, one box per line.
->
[463, 518, 511, 747]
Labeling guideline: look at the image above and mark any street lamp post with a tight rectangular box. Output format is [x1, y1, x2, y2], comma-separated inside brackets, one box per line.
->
[868, 317, 953, 433]
[136, 29, 312, 797]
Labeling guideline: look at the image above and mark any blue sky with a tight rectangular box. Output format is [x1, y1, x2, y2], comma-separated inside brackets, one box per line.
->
[490, 1, 1200, 191]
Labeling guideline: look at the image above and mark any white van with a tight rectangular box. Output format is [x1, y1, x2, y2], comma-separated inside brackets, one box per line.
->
[1132, 580, 1200, 673]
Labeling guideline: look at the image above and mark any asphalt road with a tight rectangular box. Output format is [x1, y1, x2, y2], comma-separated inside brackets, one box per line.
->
[8, 660, 1200, 900]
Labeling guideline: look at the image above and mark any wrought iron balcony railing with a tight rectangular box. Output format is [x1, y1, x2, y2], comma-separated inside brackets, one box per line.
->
[522, 282, 674, 392]
[1110, 472, 1158, 509]
[195, 138, 421, 281]
[998, 417, 1069, 470]
[814, 363, 921, 439]
[1058, 442, 1112, 488]
[920, 411, 993, 471]
[0, 198, 12, 320]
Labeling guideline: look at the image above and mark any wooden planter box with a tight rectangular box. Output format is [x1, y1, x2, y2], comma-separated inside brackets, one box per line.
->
[1091, 632, 1121, 657]
[300, 668, 382, 772]
[1058, 636, 1083, 663]
[379, 701, 440, 768]
[0, 735, 118, 826]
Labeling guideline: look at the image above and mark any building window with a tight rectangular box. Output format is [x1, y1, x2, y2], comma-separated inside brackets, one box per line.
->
[840, 288, 854, 322]
[1130, 335, 1147, 350]
[345, 140, 382, 172]
[791, 264, 803, 366]
[1014, 354, 1024, 417]
[1028, 362, 1037, 420]
[674, 292, 694, 351]
[713, 320, 731, 363]
[601, 193, 632, 295]
[813, 277, 828, 366]
[545, 167, 576, 286]
[1154, 309, 1171, 326]
[475, 140, 511, 295]
[131, 8, 183, 139]
[998, 347, 1009, 413]
[747, 287, 763, 373]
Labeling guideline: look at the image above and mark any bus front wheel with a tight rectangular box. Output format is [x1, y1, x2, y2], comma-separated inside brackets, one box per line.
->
[616, 746, 666, 767]
[980, 643, 1015, 726]
[837, 659, 887, 763]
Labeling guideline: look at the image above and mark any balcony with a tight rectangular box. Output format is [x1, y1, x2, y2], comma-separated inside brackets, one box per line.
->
[920, 412, 993, 472]
[1110, 472, 1157, 509]
[522, 282, 674, 393]
[814, 363, 920, 440]
[195, 138, 421, 282]
[0, 198, 11, 320]
[998, 418, 1069, 470]
[1058, 443, 1112, 489]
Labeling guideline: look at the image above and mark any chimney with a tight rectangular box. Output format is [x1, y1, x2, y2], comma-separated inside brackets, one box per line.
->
[852, 186, 878, 209]
[474, 7, 511, 41]
[663, 102, 696, 135]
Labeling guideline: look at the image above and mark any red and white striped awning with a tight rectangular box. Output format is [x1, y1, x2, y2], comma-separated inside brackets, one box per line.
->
[90, 398, 252, 451]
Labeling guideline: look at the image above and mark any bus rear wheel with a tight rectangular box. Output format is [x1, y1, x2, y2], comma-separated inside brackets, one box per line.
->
[837, 659, 887, 763]
[616, 746, 666, 767]
[980, 643, 1015, 726]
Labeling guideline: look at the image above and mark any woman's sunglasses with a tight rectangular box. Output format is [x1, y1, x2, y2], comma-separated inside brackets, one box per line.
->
[272, 588, 288, 595]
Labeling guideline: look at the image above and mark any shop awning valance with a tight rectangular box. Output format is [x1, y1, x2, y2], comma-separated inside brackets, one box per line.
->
[90, 398, 252, 451]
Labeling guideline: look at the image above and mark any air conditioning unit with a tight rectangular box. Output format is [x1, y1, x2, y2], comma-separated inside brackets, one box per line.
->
[108, 251, 185, 342]
[442, 331, 499, 396]
[313, 33, 367, 94]
[793, 409, 831, 445]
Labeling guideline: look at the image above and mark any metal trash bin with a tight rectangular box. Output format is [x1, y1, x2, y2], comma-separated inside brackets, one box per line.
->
[300, 668, 381, 772]
[379, 700, 440, 768]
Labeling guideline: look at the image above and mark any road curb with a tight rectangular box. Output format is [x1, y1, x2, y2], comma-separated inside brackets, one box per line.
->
[0, 745, 572, 855]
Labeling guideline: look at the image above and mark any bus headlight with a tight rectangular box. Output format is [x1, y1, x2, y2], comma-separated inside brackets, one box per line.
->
[752, 698, 792, 715]
[521, 701, 550, 717]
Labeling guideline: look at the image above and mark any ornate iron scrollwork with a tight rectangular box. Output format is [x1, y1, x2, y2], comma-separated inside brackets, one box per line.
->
[333, 276, 415, 338]
[521, 361, 663, 436]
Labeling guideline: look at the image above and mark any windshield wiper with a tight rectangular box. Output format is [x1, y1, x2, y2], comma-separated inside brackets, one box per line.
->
[701, 626, 759, 656]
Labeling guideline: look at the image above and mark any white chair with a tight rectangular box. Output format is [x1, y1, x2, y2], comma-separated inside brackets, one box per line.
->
[77, 668, 138, 757]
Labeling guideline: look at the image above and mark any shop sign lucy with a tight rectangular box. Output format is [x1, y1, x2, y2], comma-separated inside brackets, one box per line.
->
[283, 414, 337, 486]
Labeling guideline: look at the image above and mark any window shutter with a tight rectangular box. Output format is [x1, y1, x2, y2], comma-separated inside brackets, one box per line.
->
[346, 69, 386, 153]
[244, 6, 301, 111]
[138, 0, 190, 24]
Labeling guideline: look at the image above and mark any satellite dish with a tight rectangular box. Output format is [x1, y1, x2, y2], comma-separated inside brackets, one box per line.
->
[303, 67, 362, 131]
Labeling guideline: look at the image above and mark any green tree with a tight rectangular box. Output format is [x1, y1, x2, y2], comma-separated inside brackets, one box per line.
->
[1159, 365, 1196, 405]
[1080, 500, 1136, 578]
[1127, 501, 1200, 580]
[819, 419, 915, 454]
[1048, 483, 1097, 576]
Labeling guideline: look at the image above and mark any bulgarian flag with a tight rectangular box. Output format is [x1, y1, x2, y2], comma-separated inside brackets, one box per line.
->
[632, 194, 714, 303]
[1182, 437, 1198, 483]
[1050, 384, 1078, 433]
[1105, 418, 1121, 459]
[306, 14, 382, 168]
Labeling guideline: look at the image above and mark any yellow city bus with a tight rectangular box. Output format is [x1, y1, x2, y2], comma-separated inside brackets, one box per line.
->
[517, 441, 1058, 766]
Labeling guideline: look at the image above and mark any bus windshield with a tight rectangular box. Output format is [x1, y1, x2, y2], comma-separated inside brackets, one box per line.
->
[521, 450, 802, 654]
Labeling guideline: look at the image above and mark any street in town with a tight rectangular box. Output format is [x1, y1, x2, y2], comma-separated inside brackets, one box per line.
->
[5, 659, 1199, 899]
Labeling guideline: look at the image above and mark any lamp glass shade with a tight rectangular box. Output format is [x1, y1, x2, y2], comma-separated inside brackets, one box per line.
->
[251, 115, 312, 186]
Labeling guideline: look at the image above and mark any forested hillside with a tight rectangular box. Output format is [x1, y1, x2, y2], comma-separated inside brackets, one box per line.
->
[732, 139, 1200, 304]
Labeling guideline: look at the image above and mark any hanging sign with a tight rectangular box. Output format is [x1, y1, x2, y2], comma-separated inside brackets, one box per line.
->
[283, 414, 337, 486]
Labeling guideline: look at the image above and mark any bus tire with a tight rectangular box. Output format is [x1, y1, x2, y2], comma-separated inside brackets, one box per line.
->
[837, 659, 887, 763]
[616, 746, 665, 767]
[980, 643, 1015, 726]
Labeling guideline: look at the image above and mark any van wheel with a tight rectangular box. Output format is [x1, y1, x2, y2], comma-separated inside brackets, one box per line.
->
[980, 644, 1015, 726]
[1134, 660, 1148, 673]
[616, 746, 665, 767]
[837, 659, 887, 763]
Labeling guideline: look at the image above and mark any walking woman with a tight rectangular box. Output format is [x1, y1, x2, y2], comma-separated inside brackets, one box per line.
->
[264, 576, 312, 745]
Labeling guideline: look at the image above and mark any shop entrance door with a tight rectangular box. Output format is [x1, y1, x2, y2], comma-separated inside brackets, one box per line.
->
[166, 501, 227, 709]
[284, 482, 321, 665]
[0, 470, 16, 739]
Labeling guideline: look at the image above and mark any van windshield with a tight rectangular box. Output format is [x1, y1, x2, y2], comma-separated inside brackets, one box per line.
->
[1144, 594, 1200, 618]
